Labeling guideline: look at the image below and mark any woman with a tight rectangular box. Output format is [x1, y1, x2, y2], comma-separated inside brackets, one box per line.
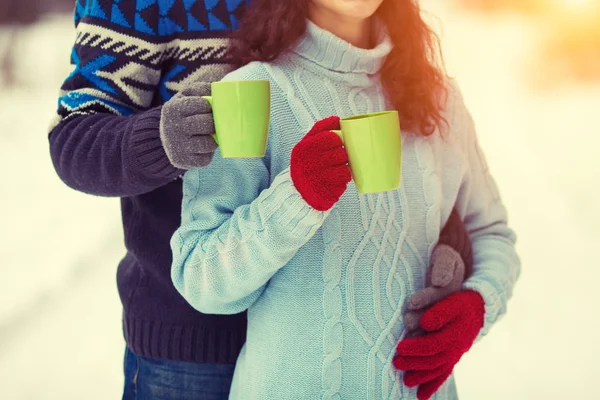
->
[170, 0, 520, 399]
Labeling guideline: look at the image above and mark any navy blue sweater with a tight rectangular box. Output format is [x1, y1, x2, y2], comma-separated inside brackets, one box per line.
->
[48, 0, 250, 364]
[48, 0, 472, 364]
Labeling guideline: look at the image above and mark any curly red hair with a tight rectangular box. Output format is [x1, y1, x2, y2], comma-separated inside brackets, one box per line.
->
[229, 0, 448, 136]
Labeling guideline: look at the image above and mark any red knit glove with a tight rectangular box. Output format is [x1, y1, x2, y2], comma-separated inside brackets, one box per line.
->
[290, 116, 352, 211]
[393, 290, 485, 400]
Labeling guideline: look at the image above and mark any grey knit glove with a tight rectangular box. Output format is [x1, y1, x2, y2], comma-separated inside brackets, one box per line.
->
[404, 244, 466, 336]
[160, 82, 217, 170]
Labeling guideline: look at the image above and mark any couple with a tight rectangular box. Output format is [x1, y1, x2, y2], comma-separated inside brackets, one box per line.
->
[49, 0, 520, 399]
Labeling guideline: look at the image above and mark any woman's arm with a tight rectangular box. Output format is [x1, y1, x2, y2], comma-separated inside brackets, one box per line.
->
[394, 83, 521, 394]
[170, 62, 352, 316]
[453, 84, 521, 339]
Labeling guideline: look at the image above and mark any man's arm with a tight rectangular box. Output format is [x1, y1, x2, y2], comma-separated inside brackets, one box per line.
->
[48, 0, 230, 196]
[438, 208, 473, 278]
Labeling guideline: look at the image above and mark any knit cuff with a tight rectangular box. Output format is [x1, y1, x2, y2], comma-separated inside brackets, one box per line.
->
[439, 208, 473, 278]
[258, 168, 330, 238]
[128, 107, 184, 181]
[462, 277, 505, 343]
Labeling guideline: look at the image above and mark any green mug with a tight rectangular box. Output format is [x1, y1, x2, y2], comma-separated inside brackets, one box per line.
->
[202, 80, 271, 158]
[332, 111, 402, 194]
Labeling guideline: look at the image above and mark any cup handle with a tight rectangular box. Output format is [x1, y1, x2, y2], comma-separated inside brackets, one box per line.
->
[331, 129, 344, 144]
[331, 130, 352, 178]
[201, 95, 213, 107]
[201, 96, 218, 145]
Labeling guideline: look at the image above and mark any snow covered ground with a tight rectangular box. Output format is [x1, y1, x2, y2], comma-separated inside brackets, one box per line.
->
[0, 3, 598, 399]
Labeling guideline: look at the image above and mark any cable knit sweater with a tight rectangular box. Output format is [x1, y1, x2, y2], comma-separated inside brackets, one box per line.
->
[171, 21, 520, 400]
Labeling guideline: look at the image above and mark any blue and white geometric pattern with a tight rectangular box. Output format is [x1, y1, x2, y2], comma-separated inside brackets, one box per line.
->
[74, 0, 249, 36]
[58, 0, 245, 123]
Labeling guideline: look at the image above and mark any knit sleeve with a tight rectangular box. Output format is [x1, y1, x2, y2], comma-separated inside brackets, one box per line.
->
[47, 0, 175, 196]
[449, 82, 521, 340]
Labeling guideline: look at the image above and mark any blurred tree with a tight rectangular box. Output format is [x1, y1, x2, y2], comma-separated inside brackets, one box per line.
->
[539, 3, 600, 84]
[455, 0, 600, 84]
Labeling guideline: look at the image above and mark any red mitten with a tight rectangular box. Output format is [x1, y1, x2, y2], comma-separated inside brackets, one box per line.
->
[291, 116, 352, 211]
[393, 290, 485, 400]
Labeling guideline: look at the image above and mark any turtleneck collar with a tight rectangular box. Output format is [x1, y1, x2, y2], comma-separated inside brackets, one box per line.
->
[292, 20, 392, 76]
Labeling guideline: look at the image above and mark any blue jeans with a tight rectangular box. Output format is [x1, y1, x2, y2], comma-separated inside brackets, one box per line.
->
[122, 347, 235, 400]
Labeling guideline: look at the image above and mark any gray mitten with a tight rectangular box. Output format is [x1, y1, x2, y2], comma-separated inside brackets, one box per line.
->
[160, 82, 218, 170]
[404, 244, 466, 335]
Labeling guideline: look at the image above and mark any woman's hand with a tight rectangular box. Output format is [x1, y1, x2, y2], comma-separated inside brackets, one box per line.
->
[394, 290, 485, 400]
[291, 116, 352, 211]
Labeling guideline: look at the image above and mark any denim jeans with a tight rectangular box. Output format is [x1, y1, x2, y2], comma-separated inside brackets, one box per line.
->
[122, 347, 235, 400]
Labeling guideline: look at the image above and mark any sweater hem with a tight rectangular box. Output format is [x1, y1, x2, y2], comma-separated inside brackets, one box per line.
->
[123, 315, 246, 364]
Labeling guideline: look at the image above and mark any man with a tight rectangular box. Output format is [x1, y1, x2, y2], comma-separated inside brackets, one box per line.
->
[48, 1, 472, 398]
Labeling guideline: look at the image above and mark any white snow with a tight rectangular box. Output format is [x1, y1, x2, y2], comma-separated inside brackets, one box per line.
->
[0, 14, 125, 399]
[0, 4, 598, 399]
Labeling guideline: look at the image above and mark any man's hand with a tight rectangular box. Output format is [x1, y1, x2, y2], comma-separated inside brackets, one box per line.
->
[404, 244, 466, 335]
[160, 82, 218, 170]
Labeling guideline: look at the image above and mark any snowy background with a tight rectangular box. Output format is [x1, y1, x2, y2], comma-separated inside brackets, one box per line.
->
[0, 1, 598, 399]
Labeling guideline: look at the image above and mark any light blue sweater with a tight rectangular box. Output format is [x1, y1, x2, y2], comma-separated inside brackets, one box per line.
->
[171, 21, 520, 400]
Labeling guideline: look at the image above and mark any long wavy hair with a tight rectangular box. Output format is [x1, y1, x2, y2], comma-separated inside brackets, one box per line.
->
[229, 0, 448, 136]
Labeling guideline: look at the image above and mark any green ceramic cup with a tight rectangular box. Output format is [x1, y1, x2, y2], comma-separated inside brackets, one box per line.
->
[332, 111, 402, 194]
[202, 80, 271, 158]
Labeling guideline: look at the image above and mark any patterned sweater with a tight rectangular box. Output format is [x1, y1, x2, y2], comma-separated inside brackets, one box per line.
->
[171, 22, 521, 399]
[47, 0, 252, 364]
